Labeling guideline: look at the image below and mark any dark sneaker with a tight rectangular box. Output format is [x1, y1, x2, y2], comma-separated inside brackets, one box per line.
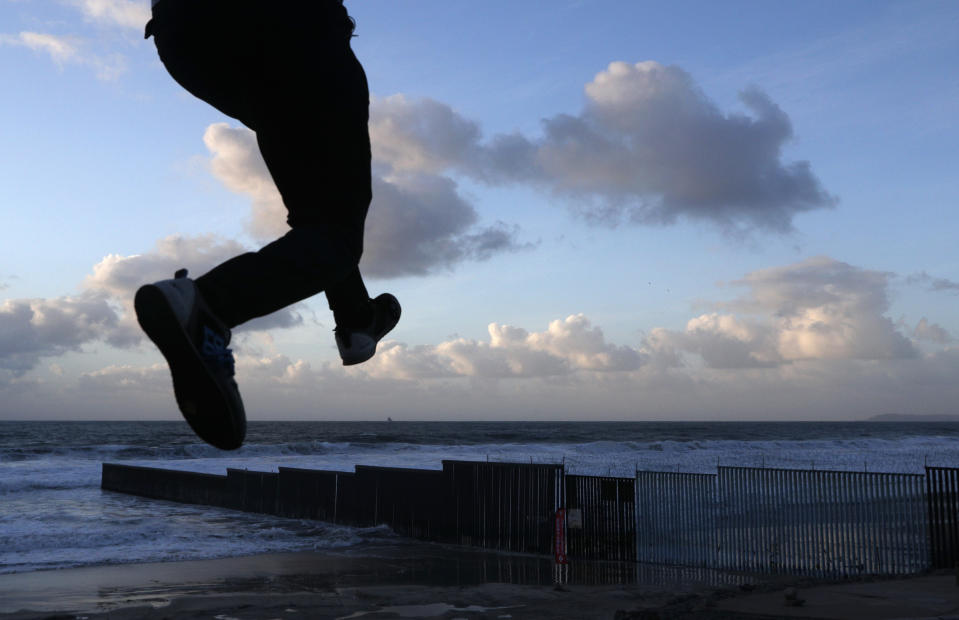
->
[134, 269, 246, 450]
[335, 293, 401, 366]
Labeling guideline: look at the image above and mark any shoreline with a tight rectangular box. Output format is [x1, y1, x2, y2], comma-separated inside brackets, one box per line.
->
[0, 546, 700, 619]
[0, 543, 761, 619]
[3, 547, 959, 619]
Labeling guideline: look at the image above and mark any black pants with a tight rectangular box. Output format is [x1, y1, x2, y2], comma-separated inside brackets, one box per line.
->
[148, 0, 371, 328]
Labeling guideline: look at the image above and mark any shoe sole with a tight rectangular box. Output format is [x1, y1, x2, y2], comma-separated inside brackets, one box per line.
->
[341, 294, 401, 366]
[134, 285, 245, 450]
[341, 335, 376, 366]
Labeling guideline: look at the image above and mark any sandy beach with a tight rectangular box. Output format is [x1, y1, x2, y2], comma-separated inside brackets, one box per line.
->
[3, 544, 959, 620]
[0, 545, 693, 620]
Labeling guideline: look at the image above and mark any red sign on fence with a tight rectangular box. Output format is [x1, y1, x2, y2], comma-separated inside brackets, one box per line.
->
[554, 508, 568, 564]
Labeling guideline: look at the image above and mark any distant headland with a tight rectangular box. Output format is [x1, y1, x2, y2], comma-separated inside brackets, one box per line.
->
[866, 413, 959, 422]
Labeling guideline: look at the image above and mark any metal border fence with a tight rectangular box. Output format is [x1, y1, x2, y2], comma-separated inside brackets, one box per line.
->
[635, 471, 717, 568]
[565, 474, 636, 562]
[716, 467, 927, 576]
[927, 466, 959, 569]
[444, 460, 564, 553]
[102, 461, 958, 578]
[632, 467, 929, 577]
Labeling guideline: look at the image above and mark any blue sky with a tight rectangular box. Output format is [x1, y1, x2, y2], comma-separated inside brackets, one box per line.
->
[1, 0, 957, 421]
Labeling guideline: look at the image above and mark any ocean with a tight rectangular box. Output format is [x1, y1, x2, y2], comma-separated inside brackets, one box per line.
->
[2, 420, 958, 575]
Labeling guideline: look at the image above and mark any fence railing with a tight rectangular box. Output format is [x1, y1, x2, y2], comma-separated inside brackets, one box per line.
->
[927, 466, 959, 569]
[716, 467, 927, 576]
[630, 467, 930, 577]
[102, 461, 959, 579]
[565, 474, 635, 562]
[635, 471, 717, 568]
[445, 460, 564, 553]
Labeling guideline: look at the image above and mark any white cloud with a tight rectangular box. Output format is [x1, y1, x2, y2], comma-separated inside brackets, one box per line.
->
[906, 271, 959, 294]
[85, 233, 307, 338]
[0, 293, 119, 376]
[6, 253, 924, 391]
[370, 95, 482, 174]
[71, 0, 150, 30]
[540, 61, 835, 232]
[84, 234, 248, 299]
[357, 341, 455, 380]
[367, 62, 834, 236]
[3, 304, 958, 421]
[361, 314, 644, 380]
[237, 354, 320, 388]
[364, 173, 525, 278]
[652, 314, 781, 369]
[203, 124, 288, 241]
[913, 318, 953, 344]
[202, 123, 528, 278]
[0, 31, 80, 64]
[0, 234, 312, 380]
[77, 363, 168, 393]
[0, 31, 126, 80]
[740, 257, 916, 361]
[651, 256, 918, 369]
[82, 234, 252, 346]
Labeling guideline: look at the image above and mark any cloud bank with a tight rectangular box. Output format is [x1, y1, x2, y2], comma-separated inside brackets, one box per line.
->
[2, 254, 956, 419]
[362, 314, 645, 380]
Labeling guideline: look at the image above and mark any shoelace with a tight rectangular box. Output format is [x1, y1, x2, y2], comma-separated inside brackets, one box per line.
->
[201, 326, 235, 376]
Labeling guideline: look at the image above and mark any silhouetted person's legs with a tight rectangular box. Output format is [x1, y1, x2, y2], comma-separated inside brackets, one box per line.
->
[149, 0, 374, 328]
[136, 0, 400, 449]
